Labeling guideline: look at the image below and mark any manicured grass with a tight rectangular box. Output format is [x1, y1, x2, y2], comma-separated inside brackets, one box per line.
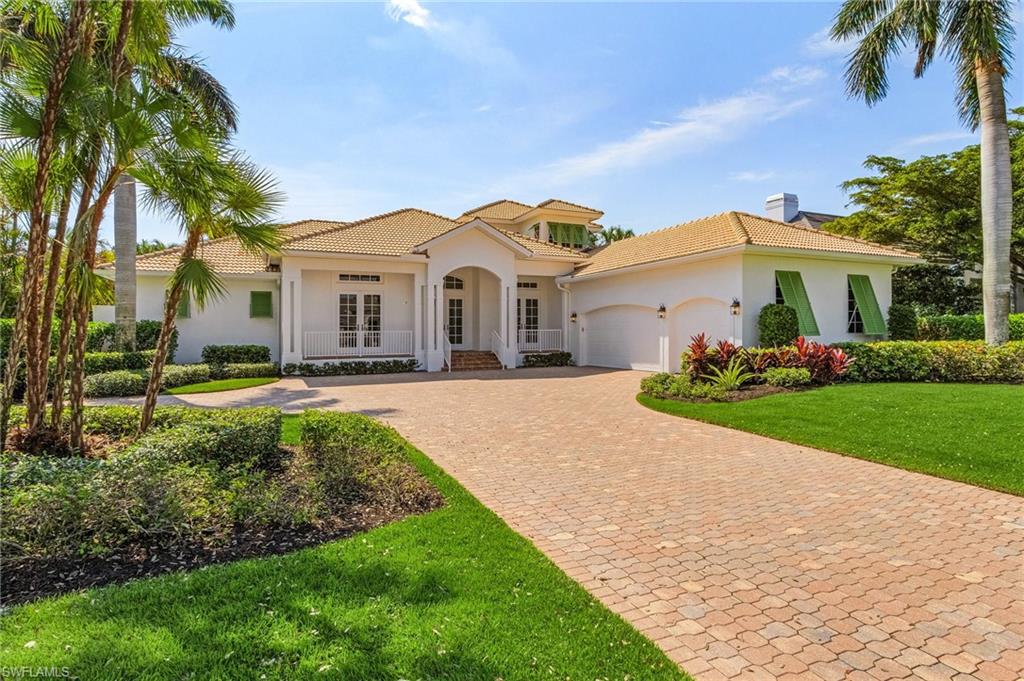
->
[639, 383, 1024, 496]
[0, 413, 687, 680]
[165, 377, 279, 395]
[281, 412, 301, 445]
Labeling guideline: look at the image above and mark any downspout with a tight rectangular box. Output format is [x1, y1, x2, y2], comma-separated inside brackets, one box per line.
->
[556, 279, 571, 355]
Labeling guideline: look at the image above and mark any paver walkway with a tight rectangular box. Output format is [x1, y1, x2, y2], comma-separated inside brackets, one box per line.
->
[142, 368, 1024, 680]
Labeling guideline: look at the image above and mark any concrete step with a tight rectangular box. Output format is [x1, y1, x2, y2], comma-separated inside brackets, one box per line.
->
[447, 351, 503, 371]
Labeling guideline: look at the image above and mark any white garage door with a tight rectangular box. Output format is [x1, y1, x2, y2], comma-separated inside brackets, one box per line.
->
[583, 305, 660, 370]
[669, 298, 732, 372]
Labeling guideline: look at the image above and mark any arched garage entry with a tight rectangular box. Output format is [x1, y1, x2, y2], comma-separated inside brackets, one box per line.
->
[581, 304, 661, 370]
[669, 297, 732, 372]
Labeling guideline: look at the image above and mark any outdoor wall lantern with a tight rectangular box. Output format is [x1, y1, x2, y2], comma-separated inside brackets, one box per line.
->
[657, 304, 666, 319]
[730, 298, 742, 316]
[569, 312, 578, 323]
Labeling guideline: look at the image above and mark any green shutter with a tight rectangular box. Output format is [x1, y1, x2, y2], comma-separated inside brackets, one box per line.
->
[848, 274, 885, 335]
[775, 271, 819, 336]
[250, 291, 273, 318]
[176, 295, 190, 319]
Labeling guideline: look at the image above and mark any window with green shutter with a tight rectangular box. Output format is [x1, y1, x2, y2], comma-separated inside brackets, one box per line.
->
[250, 291, 273, 318]
[847, 275, 885, 335]
[774, 271, 819, 336]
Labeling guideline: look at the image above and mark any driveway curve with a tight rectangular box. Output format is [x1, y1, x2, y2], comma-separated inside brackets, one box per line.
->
[129, 368, 1024, 680]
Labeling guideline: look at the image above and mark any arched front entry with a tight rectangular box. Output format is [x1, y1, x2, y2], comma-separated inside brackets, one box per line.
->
[441, 266, 502, 351]
[581, 304, 661, 370]
[668, 297, 733, 372]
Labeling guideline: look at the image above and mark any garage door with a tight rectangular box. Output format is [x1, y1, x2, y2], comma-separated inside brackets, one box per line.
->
[583, 305, 660, 370]
[669, 298, 731, 372]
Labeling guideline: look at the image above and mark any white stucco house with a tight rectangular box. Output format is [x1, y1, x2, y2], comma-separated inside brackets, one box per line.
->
[99, 197, 919, 373]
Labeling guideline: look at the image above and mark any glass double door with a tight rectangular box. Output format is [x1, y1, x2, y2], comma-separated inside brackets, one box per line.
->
[517, 297, 539, 343]
[338, 292, 381, 353]
[445, 296, 465, 349]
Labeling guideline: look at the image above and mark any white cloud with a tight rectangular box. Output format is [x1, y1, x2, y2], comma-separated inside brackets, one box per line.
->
[900, 130, 976, 147]
[535, 91, 809, 185]
[730, 170, 776, 183]
[386, 0, 435, 30]
[803, 26, 855, 58]
[475, 104, 493, 113]
[765, 65, 827, 88]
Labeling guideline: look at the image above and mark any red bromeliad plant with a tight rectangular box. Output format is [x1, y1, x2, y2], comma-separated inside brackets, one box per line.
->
[685, 334, 853, 385]
[685, 333, 713, 379]
[794, 336, 854, 384]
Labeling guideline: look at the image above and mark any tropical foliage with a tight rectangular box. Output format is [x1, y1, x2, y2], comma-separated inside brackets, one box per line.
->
[0, 0, 281, 450]
[830, 0, 1017, 344]
[591, 225, 635, 246]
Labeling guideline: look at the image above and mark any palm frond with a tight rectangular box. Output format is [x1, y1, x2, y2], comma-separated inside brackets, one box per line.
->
[160, 52, 237, 132]
[840, 0, 913, 105]
[171, 255, 226, 311]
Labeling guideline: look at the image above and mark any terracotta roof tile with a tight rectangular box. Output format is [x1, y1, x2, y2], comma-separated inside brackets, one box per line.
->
[536, 198, 603, 215]
[573, 211, 918, 277]
[459, 199, 533, 221]
[283, 208, 455, 256]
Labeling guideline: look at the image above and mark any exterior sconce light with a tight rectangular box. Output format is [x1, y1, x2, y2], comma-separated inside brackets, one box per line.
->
[569, 312, 578, 323]
[657, 304, 667, 319]
[730, 298, 742, 316]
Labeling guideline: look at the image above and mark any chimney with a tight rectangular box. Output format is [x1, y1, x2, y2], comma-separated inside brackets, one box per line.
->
[765, 193, 799, 223]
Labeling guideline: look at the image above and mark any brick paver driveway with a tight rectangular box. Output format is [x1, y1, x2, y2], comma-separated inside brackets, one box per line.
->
[154, 368, 1024, 680]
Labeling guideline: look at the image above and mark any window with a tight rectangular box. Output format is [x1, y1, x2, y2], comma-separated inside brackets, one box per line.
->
[847, 280, 864, 333]
[338, 273, 381, 282]
[517, 281, 538, 289]
[444, 275, 464, 290]
[775, 277, 785, 305]
[774, 271, 819, 336]
[847, 274, 886, 335]
[250, 291, 273, 318]
[547, 223, 589, 249]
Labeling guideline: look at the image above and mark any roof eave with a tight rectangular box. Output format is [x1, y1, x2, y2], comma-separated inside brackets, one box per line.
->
[743, 244, 924, 265]
[559, 244, 747, 284]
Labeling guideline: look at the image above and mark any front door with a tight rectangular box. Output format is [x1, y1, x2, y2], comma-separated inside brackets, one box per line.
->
[446, 297, 465, 349]
[517, 297, 539, 347]
[338, 292, 382, 355]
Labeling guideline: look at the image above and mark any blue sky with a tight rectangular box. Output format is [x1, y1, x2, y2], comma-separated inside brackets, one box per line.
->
[120, 1, 1021, 243]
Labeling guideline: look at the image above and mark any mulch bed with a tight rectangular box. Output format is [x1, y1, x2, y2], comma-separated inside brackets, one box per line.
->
[1, 498, 443, 608]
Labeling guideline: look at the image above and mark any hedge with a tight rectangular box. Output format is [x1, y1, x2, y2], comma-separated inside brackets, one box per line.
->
[757, 304, 799, 347]
[522, 352, 573, 368]
[886, 304, 918, 341]
[834, 340, 1024, 383]
[51, 349, 157, 377]
[917, 313, 1024, 341]
[82, 364, 212, 397]
[201, 344, 271, 365]
[211, 362, 279, 379]
[0, 318, 174, 355]
[282, 359, 418, 376]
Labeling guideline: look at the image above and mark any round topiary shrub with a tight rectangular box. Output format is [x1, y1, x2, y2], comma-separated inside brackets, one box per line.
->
[758, 304, 799, 347]
[886, 303, 918, 340]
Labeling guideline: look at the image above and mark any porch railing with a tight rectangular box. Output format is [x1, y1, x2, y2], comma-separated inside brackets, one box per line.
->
[442, 332, 452, 372]
[517, 328, 562, 353]
[303, 330, 413, 359]
[491, 330, 505, 368]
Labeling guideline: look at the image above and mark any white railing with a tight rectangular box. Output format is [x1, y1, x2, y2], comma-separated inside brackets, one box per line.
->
[442, 332, 452, 372]
[518, 328, 562, 353]
[303, 330, 413, 359]
[491, 330, 505, 368]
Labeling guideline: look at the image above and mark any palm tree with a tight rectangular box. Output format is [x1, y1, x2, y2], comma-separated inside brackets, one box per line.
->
[113, 174, 137, 350]
[136, 150, 282, 432]
[593, 225, 635, 246]
[832, 0, 1016, 344]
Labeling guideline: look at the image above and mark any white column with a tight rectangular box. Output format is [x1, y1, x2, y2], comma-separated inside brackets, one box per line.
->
[501, 278, 517, 367]
[538, 220, 550, 243]
[280, 272, 303, 366]
[413, 269, 424, 368]
[425, 277, 443, 371]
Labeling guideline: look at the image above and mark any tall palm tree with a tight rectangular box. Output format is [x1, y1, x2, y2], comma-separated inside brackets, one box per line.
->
[832, 0, 1016, 344]
[113, 173, 136, 350]
[136, 150, 282, 432]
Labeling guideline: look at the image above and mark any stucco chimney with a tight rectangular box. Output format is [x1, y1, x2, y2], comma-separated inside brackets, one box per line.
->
[765, 193, 799, 223]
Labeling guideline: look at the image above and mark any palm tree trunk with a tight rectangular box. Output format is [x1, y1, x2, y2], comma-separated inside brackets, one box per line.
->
[20, 0, 88, 434]
[113, 174, 137, 351]
[975, 59, 1013, 345]
[68, 171, 120, 450]
[0, 297, 25, 455]
[139, 231, 199, 433]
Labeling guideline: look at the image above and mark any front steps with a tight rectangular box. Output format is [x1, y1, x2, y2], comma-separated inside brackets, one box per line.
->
[447, 350, 503, 371]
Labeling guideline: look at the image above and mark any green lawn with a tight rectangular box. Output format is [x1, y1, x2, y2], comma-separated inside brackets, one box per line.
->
[639, 383, 1024, 496]
[0, 413, 686, 680]
[165, 377, 279, 395]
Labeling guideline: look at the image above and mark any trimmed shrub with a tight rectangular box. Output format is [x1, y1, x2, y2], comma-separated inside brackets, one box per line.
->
[917, 313, 1024, 341]
[202, 344, 271, 365]
[887, 303, 918, 340]
[522, 352, 574, 368]
[639, 372, 728, 401]
[213, 362, 279, 379]
[161, 364, 211, 389]
[763, 367, 811, 388]
[282, 359, 419, 376]
[64, 349, 156, 376]
[758, 304, 800, 347]
[83, 370, 146, 398]
[0, 318, 174, 355]
[834, 340, 1024, 383]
